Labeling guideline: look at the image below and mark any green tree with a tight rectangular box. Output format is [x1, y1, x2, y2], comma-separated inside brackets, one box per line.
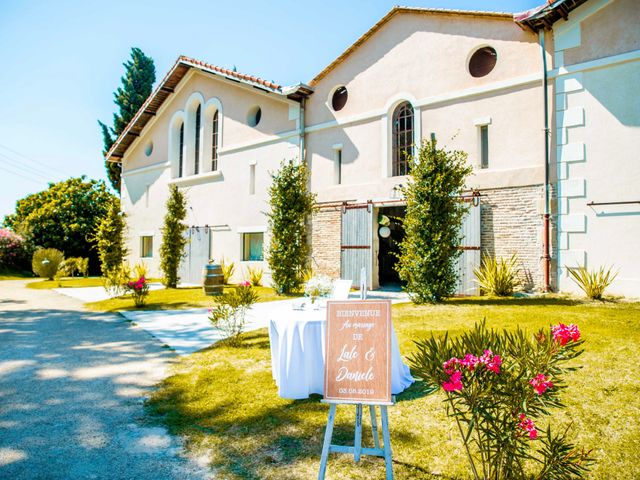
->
[267, 160, 316, 294]
[397, 140, 473, 303]
[3, 177, 117, 273]
[98, 47, 156, 192]
[160, 185, 188, 288]
[92, 199, 127, 276]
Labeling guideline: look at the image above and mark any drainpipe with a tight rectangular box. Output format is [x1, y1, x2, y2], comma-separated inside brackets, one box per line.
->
[540, 29, 551, 293]
[299, 97, 306, 164]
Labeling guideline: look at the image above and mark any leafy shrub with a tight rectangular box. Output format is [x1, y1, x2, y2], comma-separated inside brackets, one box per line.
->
[409, 321, 592, 480]
[267, 159, 316, 294]
[32, 248, 65, 280]
[133, 262, 147, 280]
[567, 265, 617, 300]
[220, 258, 235, 285]
[474, 254, 520, 296]
[103, 263, 131, 296]
[208, 282, 259, 346]
[397, 140, 473, 303]
[246, 265, 263, 286]
[60, 257, 89, 277]
[125, 275, 149, 307]
[0, 228, 31, 272]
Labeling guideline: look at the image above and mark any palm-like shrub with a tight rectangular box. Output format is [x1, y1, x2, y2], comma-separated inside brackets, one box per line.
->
[246, 265, 263, 286]
[567, 265, 617, 300]
[220, 258, 236, 284]
[32, 248, 64, 280]
[474, 254, 520, 296]
[409, 321, 592, 480]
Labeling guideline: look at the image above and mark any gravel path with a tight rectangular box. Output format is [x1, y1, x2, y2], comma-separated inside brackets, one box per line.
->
[0, 280, 212, 480]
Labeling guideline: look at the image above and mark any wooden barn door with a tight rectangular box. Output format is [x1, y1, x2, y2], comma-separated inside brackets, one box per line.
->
[341, 204, 373, 289]
[178, 226, 211, 285]
[455, 199, 481, 295]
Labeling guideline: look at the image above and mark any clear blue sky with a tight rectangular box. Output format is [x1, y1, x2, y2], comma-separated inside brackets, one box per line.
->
[0, 0, 540, 220]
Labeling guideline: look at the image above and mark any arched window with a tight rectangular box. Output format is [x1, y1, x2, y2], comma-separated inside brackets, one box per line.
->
[211, 110, 219, 171]
[178, 122, 184, 177]
[392, 101, 413, 176]
[194, 104, 201, 174]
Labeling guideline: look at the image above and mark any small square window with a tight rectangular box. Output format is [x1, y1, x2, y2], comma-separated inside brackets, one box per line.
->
[242, 233, 264, 261]
[141, 236, 153, 258]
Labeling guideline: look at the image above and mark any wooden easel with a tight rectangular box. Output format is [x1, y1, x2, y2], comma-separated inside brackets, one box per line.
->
[318, 399, 394, 480]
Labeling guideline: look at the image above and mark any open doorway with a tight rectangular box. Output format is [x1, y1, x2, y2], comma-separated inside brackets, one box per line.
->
[377, 206, 405, 289]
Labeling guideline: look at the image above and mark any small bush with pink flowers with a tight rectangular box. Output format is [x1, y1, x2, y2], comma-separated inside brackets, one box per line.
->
[409, 321, 593, 480]
[125, 275, 149, 307]
[0, 228, 31, 272]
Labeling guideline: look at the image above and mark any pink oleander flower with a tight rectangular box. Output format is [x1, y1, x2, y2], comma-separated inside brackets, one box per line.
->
[530, 374, 553, 395]
[460, 354, 480, 371]
[240, 281, 251, 287]
[442, 371, 463, 392]
[480, 349, 502, 374]
[443, 357, 459, 375]
[518, 413, 538, 440]
[552, 323, 581, 346]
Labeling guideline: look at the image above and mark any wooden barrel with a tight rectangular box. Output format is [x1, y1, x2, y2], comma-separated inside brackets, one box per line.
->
[202, 264, 224, 296]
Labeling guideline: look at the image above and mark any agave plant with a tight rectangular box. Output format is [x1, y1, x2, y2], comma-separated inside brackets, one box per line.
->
[567, 265, 617, 300]
[474, 254, 520, 296]
[220, 257, 236, 285]
[246, 265, 263, 286]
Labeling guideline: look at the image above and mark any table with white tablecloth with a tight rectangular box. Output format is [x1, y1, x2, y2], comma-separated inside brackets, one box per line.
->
[268, 305, 414, 399]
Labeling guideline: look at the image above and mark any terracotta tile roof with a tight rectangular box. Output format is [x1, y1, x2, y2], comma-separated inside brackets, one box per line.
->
[309, 6, 514, 87]
[515, 0, 590, 31]
[106, 56, 312, 163]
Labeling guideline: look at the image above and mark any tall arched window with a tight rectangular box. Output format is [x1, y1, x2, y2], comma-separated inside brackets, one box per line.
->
[194, 104, 201, 174]
[178, 122, 184, 177]
[392, 101, 414, 176]
[211, 110, 219, 171]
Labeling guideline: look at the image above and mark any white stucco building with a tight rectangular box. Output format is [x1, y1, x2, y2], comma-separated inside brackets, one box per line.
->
[106, 0, 639, 297]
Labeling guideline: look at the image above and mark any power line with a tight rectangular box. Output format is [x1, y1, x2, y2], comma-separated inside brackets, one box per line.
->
[0, 154, 51, 181]
[0, 164, 43, 184]
[0, 143, 73, 177]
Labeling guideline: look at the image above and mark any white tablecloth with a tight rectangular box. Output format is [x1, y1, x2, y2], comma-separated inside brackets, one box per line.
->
[268, 306, 414, 399]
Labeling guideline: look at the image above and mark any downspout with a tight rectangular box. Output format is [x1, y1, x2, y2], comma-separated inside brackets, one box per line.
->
[299, 97, 306, 164]
[539, 29, 551, 293]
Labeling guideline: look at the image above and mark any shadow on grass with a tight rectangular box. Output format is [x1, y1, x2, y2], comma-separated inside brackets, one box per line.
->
[443, 297, 584, 307]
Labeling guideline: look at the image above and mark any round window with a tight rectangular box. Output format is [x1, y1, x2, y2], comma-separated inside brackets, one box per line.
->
[331, 86, 348, 111]
[468, 47, 497, 78]
[247, 106, 262, 127]
[144, 141, 153, 156]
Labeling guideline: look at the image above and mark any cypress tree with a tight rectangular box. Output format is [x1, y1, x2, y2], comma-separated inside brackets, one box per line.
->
[267, 160, 316, 294]
[92, 199, 127, 276]
[98, 47, 156, 192]
[160, 185, 188, 288]
[396, 140, 473, 303]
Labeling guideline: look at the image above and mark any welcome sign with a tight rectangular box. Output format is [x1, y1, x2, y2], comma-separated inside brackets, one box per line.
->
[324, 300, 392, 404]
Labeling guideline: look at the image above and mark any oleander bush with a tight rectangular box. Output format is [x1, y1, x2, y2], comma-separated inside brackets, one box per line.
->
[208, 282, 259, 346]
[32, 248, 65, 280]
[474, 254, 520, 296]
[0, 228, 31, 272]
[409, 321, 593, 480]
[567, 265, 617, 300]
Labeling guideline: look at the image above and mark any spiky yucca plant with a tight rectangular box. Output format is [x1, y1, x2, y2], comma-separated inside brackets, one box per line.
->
[474, 254, 520, 296]
[246, 265, 263, 286]
[567, 265, 617, 300]
[220, 258, 236, 285]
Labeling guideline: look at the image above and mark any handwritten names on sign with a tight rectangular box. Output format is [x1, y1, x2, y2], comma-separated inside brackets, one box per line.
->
[324, 300, 392, 404]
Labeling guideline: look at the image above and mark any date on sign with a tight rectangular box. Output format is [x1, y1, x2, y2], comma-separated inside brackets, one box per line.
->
[338, 388, 374, 395]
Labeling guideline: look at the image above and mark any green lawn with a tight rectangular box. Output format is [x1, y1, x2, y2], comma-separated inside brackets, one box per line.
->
[26, 276, 107, 289]
[0, 273, 33, 280]
[85, 285, 300, 311]
[146, 297, 640, 480]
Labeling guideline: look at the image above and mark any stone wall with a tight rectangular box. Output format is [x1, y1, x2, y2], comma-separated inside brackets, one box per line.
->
[480, 184, 549, 292]
[310, 206, 342, 278]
